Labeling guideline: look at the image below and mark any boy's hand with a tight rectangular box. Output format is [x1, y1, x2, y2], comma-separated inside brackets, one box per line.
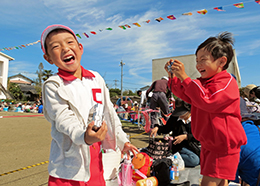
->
[84, 121, 108, 145]
[122, 142, 139, 159]
[164, 59, 175, 78]
[171, 59, 189, 82]
[150, 127, 159, 137]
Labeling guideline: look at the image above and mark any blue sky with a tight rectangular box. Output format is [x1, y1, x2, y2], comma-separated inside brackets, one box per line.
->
[1, 0, 260, 91]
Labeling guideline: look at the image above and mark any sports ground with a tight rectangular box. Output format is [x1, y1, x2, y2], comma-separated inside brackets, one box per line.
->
[0, 112, 149, 186]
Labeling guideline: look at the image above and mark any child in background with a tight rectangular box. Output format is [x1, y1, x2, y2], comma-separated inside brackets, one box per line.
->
[165, 32, 247, 186]
[41, 24, 138, 185]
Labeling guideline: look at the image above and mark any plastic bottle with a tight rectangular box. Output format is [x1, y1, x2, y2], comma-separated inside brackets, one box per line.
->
[121, 159, 133, 186]
[173, 155, 179, 181]
[136, 176, 158, 186]
[169, 163, 175, 181]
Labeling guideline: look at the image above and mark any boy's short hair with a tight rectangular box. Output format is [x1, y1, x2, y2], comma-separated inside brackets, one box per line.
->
[41, 24, 77, 54]
[195, 32, 234, 70]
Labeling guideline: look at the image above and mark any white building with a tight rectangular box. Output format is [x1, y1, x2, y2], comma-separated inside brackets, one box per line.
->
[0, 52, 14, 99]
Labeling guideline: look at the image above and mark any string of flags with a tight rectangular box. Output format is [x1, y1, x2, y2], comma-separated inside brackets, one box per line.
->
[0, 40, 40, 52]
[1, 0, 259, 52]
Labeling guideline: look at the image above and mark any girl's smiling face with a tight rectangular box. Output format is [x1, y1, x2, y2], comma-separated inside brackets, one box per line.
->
[43, 30, 83, 79]
[196, 47, 226, 79]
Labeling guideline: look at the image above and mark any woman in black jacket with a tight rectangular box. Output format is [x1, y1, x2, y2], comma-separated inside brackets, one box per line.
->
[150, 98, 200, 167]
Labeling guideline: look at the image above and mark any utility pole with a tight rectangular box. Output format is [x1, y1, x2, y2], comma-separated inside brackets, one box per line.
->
[119, 60, 125, 97]
[113, 79, 118, 88]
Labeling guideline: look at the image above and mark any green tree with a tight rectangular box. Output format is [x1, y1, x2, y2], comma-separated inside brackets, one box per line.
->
[109, 88, 121, 97]
[42, 69, 54, 81]
[36, 63, 44, 87]
[8, 82, 23, 100]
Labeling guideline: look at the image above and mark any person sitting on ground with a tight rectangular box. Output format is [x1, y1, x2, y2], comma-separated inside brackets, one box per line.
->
[243, 84, 260, 103]
[243, 84, 260, 113]
[231, 98, 260, 186]
[150, 98, 200, 167]
[130, 101, 139, 122]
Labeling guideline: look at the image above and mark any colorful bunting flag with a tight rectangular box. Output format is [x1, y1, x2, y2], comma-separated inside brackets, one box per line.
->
[83, 32, 89, 38]
[133, 23, 141, 27]
[197, 9, 208, 15]
[233, 2, 244, 8]
[214, 7, 225, 11]
[167, 15, 176, 20]
[1, 0, 259, 52]
[76, 34, 81, 39]
[182, 12, 192, 16]
[155, 17, 164, 22]
[119, 25, 126, 30]
[0, 40, 41, 52]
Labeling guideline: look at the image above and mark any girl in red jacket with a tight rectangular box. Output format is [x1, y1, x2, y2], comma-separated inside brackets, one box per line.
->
[165, 32, 247, 186]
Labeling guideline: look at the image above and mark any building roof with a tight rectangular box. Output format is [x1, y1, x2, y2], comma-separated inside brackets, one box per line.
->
[9, 73, 34, 84]
[0, 52, 14, 61]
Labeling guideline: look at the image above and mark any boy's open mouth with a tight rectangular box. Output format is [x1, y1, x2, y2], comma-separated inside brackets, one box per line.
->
[63, 56, 75, 63]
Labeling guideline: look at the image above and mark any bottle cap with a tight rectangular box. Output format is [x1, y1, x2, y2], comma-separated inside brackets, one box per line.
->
[174, 155, 177, 159]
[124, 159, 132, 164]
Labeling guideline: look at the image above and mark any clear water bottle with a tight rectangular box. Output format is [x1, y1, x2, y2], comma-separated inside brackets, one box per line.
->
[173, 155, 179, 181]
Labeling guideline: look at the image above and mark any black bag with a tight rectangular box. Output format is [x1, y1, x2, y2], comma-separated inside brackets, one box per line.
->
[145, 138, 172, 160]
[151, 158, 172, 186]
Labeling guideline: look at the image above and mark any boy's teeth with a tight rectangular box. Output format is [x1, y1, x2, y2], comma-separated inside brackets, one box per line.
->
[65, 56, 72, 60]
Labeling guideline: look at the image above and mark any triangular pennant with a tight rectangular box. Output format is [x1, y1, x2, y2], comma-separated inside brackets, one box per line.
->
[106, 27, 113, 30]
[255, 0, 260, 5]
[182, 12, 192, 16]
[155, 17, 164, 22]
[133, 23, 141, 27]
[83, 32, 89, 38]
[145, 20, 150, 23]
[99, 29, 103, 32]
[197, 9, 208, 15]
[90, 31, 97, 35]
[76, 34, 81, 39]
[214, 7, 225, 11]
[124, 24, 131, 28]
[233, 2, 244, 8]
[119, 25, 126, 29]
[167, 15, 176, 20]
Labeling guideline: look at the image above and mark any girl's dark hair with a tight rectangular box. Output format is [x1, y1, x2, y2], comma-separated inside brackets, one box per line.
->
[195, 32, 234, 70]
